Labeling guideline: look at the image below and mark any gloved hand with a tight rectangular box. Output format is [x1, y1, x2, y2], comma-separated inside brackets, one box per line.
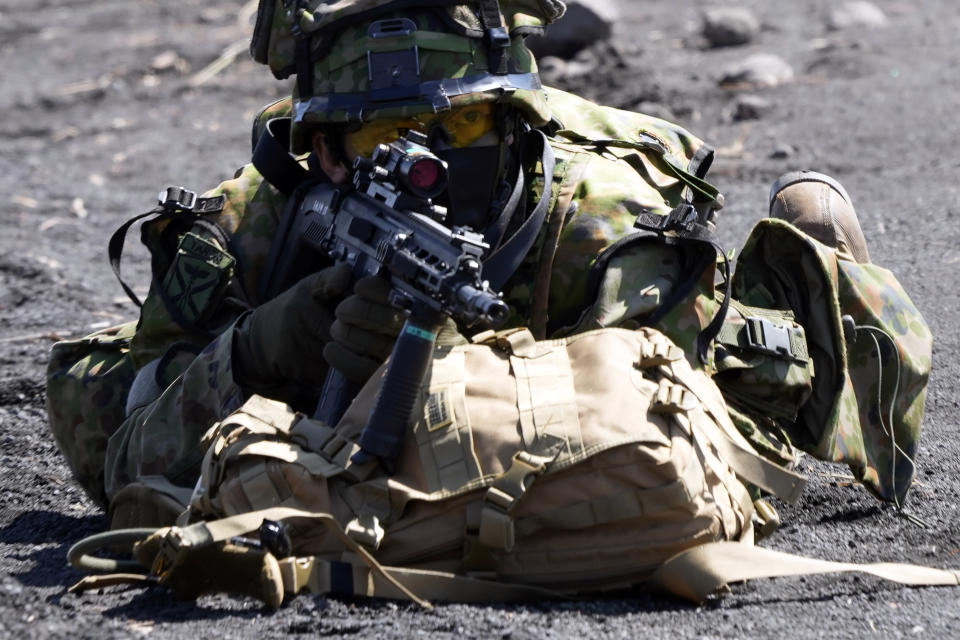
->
[323, 276, 469, 385]
[233, 263, 352, 393]
[322, 275, 406, 385]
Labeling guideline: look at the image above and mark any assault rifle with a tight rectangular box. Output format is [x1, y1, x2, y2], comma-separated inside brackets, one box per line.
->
[264, 130, 508, 465]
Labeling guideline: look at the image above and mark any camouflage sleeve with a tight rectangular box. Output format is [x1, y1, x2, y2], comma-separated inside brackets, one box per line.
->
[101, 164, 287, 500]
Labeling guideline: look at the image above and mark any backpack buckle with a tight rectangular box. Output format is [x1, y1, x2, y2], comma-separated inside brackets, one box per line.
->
[158, 186, 197, 211]
[745, 317, 795, 359]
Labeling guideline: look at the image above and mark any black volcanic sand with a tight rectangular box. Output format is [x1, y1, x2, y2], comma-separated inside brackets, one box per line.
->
[1, 1, 959, 637]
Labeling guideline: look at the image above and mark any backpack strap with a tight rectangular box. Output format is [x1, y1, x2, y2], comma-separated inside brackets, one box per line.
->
[650, 541, 960, 604]
[279, 554, 567, 604]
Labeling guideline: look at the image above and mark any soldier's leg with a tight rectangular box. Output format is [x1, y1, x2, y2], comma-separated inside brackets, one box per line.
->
[726, 171, 931, 505]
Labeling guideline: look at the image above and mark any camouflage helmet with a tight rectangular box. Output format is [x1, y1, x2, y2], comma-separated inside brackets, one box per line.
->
[250, 0, 565, 153]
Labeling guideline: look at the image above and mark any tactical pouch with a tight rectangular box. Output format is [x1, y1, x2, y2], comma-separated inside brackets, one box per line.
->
[712, 299, 814, 466]
[731, 218, 932, 505]
[46, 322, 138, 507]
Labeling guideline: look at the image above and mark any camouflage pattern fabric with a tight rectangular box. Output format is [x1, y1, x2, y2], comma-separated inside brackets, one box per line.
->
[731, 219, 932, 504]
[46, 322, 137, 507]
[255, 1, 564, 80]
[45, 87, 929, 511]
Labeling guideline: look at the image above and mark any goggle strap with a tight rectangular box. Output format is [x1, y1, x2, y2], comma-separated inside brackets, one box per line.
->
[294, 72, 543, 123]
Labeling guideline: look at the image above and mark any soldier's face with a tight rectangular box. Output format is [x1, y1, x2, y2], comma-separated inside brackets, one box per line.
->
[314, 103, 516, 231]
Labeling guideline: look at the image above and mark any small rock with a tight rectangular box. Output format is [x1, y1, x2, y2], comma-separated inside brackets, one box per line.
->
[150, 50, 189, 74]
[702, 8, 760, 48]
[526, 0, 620, 60]
[732, 94, 772, 121]
[769, 144, 793, 159]
[827, 2, 887, 31]
[720, 53, 794, 88]
[70, 197, 87, 219]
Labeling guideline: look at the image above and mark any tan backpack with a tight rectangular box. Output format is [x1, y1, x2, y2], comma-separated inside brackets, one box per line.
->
[69, 327, 958, 607]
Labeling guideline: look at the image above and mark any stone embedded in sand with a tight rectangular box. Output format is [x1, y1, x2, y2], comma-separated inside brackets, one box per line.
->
[719, 53, 795, 88]
[702, 7, 761, 48]
[827, 1, 888, 31]
[732, 94, 773, 121]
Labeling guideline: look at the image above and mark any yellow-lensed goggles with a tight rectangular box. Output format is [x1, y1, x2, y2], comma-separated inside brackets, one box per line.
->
[345, 103, 497, 158]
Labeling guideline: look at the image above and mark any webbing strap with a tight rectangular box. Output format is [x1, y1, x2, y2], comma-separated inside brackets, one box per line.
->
[279, 555, 566, 603]
[651, 343, 809, 504]
[509, 342, 582, 452]
[107, 192, 227, 309]
[69, 573, 155, 594]
[413, 349, 484, 493]
[476, 0, 511, 73]
[477, 448, 561, 551]
[633, 205, 731, 364]
[173, 506, 431, 608]
[232, 440, 344, 478]
[650, 541, 960, 604]
[689, 397, 806, 505]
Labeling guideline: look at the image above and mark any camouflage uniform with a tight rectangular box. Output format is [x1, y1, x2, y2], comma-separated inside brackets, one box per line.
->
[46, 4, 930, 515]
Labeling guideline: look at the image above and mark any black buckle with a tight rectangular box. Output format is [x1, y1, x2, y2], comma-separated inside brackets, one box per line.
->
[634, 204, 699, 233]
[487, 26, 510, 49]
[158, 186, 197, 212]
[745, 317, 795, 359]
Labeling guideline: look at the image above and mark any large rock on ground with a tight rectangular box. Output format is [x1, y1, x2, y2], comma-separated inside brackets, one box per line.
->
[526, 0, 620, 59]
[702, 7, 760, 48]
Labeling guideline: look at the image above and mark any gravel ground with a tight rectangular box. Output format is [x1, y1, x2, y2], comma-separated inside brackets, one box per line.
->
[2, 1, 959, 638]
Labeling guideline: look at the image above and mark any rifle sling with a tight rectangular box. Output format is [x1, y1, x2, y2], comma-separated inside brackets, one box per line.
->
[252, 118, 313, 196]
[482, 129, 555, 291]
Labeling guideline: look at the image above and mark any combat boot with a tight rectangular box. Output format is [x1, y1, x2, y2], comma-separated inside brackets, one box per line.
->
[768, 170, 871, 263]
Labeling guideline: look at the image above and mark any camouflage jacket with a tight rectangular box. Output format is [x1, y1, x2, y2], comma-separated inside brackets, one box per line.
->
[46, 87, 931, 509]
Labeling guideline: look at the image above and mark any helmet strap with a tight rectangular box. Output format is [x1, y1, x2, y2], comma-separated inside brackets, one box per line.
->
[292, 0, 315, 100]
[476, 0, 512, 74]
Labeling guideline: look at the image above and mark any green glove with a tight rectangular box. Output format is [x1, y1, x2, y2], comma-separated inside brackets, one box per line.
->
[233, 263, 352, 393]
[323, 276, 468, 385]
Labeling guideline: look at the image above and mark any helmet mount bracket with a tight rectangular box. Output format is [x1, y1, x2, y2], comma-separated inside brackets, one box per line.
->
[366, 19, 423, 100]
